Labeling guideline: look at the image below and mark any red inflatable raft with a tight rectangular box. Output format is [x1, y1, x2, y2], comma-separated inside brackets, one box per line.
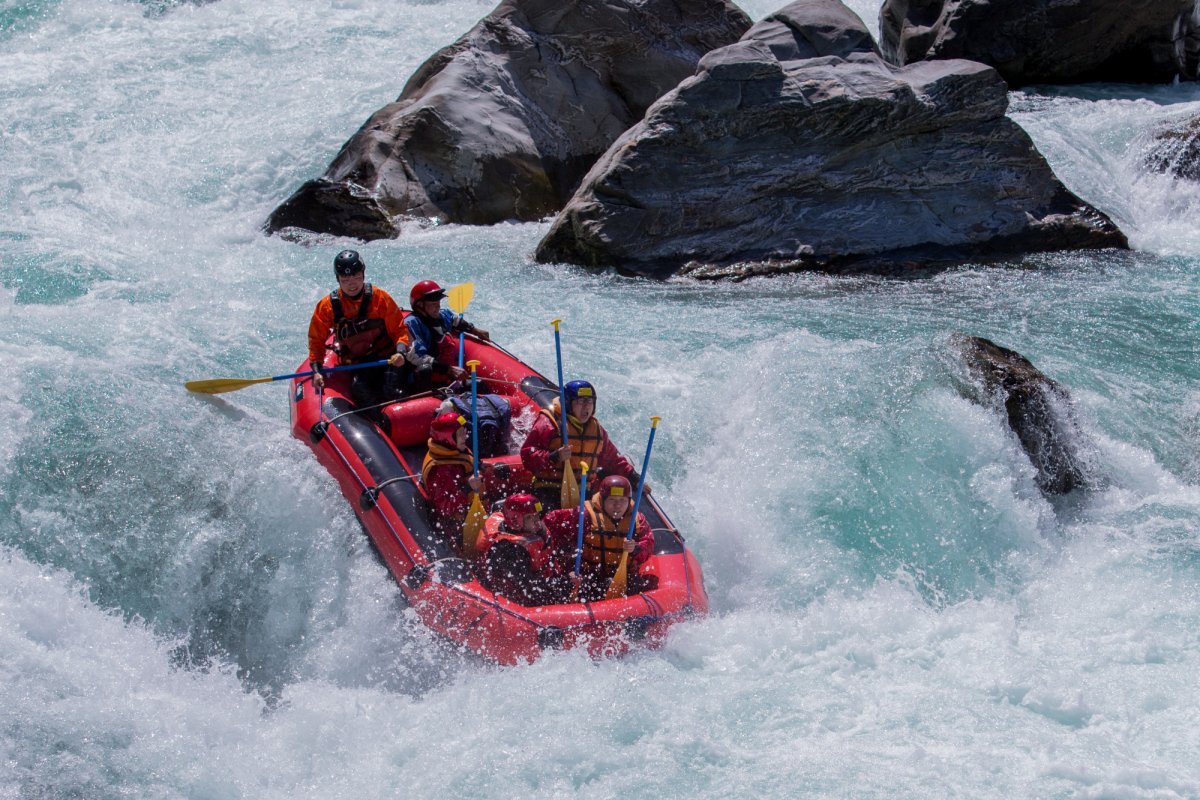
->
[288, 331, 708, 665]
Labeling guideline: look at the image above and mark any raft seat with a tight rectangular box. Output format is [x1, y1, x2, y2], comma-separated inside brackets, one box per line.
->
[381, 396, 443, 447]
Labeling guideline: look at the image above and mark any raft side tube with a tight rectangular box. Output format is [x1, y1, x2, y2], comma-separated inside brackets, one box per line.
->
[322, 396, 459, 566]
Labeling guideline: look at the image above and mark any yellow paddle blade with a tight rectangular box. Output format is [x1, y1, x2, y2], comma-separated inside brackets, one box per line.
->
[560, 461, 580, 510]
[605, 553, 630, 600]
[462, 492, 486, 558]
[184, 376, 273, 394]
[446, 282, 475, 315]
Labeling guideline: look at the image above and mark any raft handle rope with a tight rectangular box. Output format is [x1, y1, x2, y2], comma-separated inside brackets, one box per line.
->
[359, 474, 420, 510]
[314, 402, 420, 569]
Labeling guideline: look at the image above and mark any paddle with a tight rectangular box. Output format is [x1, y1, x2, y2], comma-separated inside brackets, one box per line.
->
[571, 461, 589, 603]
[445, 281, 474, 315]
[552, 319, 580, 509]
[446, 282, 475, 369]
[461, 359, 487, 557]
[605, 416, 660, 600]
[185, 359, 390, 395]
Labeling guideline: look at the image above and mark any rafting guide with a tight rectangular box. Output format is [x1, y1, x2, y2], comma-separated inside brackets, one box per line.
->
[307, 250, 413, 407]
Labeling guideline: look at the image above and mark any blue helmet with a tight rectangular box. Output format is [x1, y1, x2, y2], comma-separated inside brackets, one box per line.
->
[564, 380, 596, 405]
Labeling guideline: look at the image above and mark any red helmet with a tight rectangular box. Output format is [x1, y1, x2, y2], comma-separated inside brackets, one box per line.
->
[410, 279, 446, 307]
[430, 412, 466, 447]
[598, 475, 632, 501]
[502, 493, 542, 529]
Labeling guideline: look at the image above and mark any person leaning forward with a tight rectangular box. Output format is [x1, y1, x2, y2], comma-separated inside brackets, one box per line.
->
[475, 493, 574, 606]
[404, 279, 489, 390]
[520, 379, 647, 510]
[307, 250, 412, 408]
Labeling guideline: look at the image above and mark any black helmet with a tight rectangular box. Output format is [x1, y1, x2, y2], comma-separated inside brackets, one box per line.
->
[334, 250, 365, 276]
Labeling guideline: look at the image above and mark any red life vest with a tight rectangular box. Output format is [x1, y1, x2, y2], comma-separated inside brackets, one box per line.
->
[476, 513, 560, 579]
[330, 285, 392, 363]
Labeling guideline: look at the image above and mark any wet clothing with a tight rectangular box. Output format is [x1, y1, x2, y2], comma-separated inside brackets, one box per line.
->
[307, 285, 408, 367]
[476, 512, 573, 605]
[308, 285, 411, 408]
[543, 498, 654, 600]
[404, 308, 480, 386]
[421, 441, 477, 531]
[520, 399, 636, 505]
[349, 363, 410, 409]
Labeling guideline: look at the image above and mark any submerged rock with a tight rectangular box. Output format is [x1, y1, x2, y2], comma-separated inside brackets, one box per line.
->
[954, 335, 1089, 496]
[1144, 113, 1200, 181]
[535, 0, 1127, 278]
[879, 0, 1199, 86]
[265, 0, 751, 239]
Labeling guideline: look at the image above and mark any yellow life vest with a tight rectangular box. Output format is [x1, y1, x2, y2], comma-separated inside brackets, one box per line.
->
[421, 439, 474, 485]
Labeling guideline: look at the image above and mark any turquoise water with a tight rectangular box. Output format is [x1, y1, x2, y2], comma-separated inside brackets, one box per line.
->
[3, 1, 1200, 797]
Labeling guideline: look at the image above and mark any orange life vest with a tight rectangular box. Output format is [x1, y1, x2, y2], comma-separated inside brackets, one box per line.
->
[532, 401, 605, 487]
[582, 496, 640, 572]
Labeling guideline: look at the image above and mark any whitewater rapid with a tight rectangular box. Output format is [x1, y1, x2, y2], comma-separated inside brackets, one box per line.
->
[3, 0, 1200, 797]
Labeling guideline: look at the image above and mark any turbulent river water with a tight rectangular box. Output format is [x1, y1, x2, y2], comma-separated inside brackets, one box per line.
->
[3, 1, 1200, 797]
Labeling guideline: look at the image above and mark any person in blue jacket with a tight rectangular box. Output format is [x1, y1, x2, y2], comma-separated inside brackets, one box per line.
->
[404, 279, 490, 390]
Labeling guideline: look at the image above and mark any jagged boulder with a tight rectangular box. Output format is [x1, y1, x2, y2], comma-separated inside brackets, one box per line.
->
[954, 335, 1090, 496]
[1144, 113, 1200, 180]
[879, 0, 1200, 86]
[265, 0, 751, 239]
[535, 0, 1127, 279]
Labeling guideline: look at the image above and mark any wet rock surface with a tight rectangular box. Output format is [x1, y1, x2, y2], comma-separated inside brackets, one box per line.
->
[265, 0, 751, 238]
[1144, 113, 1200, 181]
[535, 0, 1127, 278]
[879, 0, 1199, 86]
[954, 335, 1090, 496]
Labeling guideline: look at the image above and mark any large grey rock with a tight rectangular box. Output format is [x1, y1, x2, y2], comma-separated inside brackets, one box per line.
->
[266, 0, 751, 238]
[879, 0, 1199, 86]
[1144, 113, 1200, 181]
[953, 335, 1091, 496]
[535, 0, 1127, 278]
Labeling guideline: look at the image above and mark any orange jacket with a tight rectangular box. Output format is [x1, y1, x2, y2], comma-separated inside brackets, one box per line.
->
[307, 286, 410, 366]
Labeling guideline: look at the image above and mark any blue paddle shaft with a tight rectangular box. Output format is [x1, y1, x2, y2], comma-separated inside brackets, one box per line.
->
[470, 368, 480, 477]
[626, 424, 658, 540]
[574, 471, 588, 576]
[276, 358, 390, 382]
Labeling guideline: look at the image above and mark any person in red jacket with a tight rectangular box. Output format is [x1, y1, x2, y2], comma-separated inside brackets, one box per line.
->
[307, 250, 412, 408]
[543, 475, 656, 600]
[421, 412, 485, 538]
[519, 380, 645, 509]
[476, 494, 574, 605]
